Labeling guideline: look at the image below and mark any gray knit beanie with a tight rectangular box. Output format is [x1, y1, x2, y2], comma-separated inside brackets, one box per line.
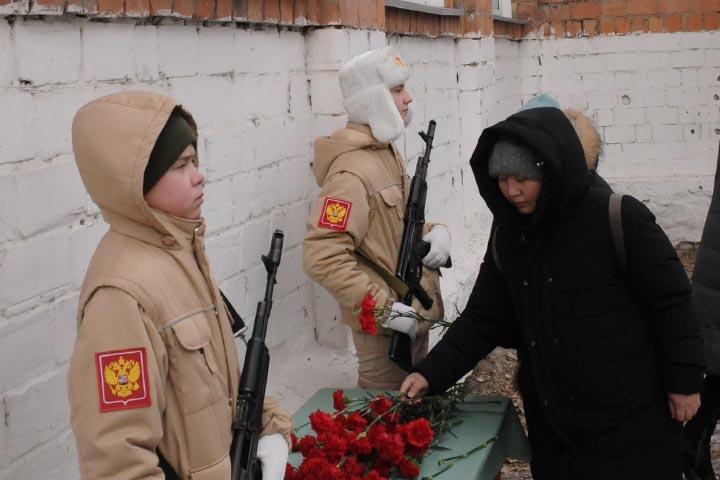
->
[488, 138, 543, 181]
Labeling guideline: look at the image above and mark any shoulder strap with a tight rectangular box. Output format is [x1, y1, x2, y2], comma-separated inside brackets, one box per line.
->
[609, 193, 626, 273]
[219, 289, 245, 335]
[491, 226, 501, 273]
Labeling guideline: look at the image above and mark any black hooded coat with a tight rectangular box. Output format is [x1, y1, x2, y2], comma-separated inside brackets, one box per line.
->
[693, 145, 720, 375]
[416, 107, 705, 480]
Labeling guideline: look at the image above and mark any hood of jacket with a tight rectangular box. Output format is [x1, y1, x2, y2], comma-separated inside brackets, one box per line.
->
[72, 91, 199, 239]
[563, 108, 602, 171]
[313, 123, 386, 186]
[470, 106, 590, 230]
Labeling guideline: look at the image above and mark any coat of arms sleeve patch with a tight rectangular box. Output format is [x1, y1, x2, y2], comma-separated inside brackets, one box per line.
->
[318, 197, 352, 231]
[95, 347, 152, 412]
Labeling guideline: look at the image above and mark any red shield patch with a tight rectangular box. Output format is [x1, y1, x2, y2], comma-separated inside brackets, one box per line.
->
[318, 197, 352, 231]
[95, 347, 152, 412]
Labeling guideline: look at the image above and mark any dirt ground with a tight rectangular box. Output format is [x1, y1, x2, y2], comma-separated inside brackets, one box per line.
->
[468, 242, 709, 480]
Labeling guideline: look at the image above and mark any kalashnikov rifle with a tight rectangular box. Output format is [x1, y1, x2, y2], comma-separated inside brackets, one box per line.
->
[230, 230, 284, 480]
[389, 120, 451, 372]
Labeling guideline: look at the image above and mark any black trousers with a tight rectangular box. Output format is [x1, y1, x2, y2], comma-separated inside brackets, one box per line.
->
[684, 374, 720, 480]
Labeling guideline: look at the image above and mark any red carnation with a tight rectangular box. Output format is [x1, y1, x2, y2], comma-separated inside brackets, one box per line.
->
[369, 395, 393, 416]
[285, 463, 302, 480]
[402, 417, 434, 449]
[346, 411, 368, 431]
[290, 432, 300, 452]
[397, 458, 421, 478]
[364, 471, 389, 480]
[309, 409, 337, 434]
[317, 432, 348, 463]
[298, 434, 318, 457]
[376, 432, 405, 464]
[299, 457, 339, 480]
[349, 433, 373, 455]
[341, 455, 366, 477]
[359, 294, 378, 335]
[333, 389, 347, 411]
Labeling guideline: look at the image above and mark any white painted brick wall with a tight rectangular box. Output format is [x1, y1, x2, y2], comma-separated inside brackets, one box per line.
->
[1, 18, 718, 478]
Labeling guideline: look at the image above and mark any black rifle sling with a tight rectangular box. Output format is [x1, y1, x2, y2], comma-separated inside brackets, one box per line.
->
[492, 193, 626, 274]
[219, 289, 245, 334]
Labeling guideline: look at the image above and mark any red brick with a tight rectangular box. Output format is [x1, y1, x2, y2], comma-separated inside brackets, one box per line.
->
[660, 0, 691, 13]
[247, 0, 262, 20]
[125, 0, 149, 15]
[32, 0, 64, 12]
[172, 0, 193, 16]
[566, 19, 582, 35]
[478, 0, 492, 13]
[264, 0, 280, 21]
[340, 0, 357, 26]
[627, 0, 658, 15]
[548, 4, 569, 21]
[232, 0, 247, 18]
[358, 0, 377, 27]
[216, 0, 231, 17]
[599, 16, 615, 33]
[689, 0, 703, 13]
[319, 0, 340, 24]
[376, 0, 384, 28]
[688, 13, 704, 28]
[480, 13, 493, 35]
[279, 0, 293, 22]
[516, 2, 536, 20]
[98, 0, 123, 14]
[293, 0, 306, 24]
[701, 0, 720, 11]
[615, 16, 630, 32]
[648, 15, 665, 31]
[666, 13, 682, 30]
[583, 18, 598, 35]
[630, 16, 649, 31]
[601, 0, 625, 16]
[83, 0, 98, 13]
[304, 0, 318, 23]
[195, 0, 214, 17]
[570, 1, 600, 19]
[385, 7, 397, 32]
[550, 20, 565, 37]
[706, 13, 720, 28]
[462, 9, 480, 34]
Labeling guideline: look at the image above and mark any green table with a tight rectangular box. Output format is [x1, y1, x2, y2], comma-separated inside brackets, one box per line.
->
[289, 388, 530, 480]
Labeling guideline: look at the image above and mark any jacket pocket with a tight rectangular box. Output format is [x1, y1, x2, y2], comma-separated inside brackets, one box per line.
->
[377, 184, 404, 221]
[190, 452, 231, 480]
[165, 307, 220, 414]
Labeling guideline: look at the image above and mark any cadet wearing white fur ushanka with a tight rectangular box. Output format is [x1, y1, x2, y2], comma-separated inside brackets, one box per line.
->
[303, 46, 450, 389]
[68, 91, 291, 480]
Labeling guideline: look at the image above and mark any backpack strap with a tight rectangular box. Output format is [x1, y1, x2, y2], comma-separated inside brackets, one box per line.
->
[609, 193, 626, 273]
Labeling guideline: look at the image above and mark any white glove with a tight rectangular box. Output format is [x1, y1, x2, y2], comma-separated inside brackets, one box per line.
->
[422, 226, 451, 269]
[382, 302, 419, 341]
[256, 433, 289, 480]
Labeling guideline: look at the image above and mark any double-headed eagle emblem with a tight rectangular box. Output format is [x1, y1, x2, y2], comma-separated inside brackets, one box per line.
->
[104, 356, 141, 398]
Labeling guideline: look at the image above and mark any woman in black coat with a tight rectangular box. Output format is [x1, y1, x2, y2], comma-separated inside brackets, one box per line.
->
[401, 106, 705, 480]
[683, 143, 720, 480]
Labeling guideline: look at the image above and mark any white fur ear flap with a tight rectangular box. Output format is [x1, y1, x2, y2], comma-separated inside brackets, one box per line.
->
[342, 84, 404, 143]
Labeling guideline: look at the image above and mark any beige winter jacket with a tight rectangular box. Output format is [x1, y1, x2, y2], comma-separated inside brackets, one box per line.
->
[303, 123, 444, 333]
[68, 91, 291, 480]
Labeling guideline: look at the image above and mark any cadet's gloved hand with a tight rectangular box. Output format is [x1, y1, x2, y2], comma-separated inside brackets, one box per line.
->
[257, 433, 289, 480]
[382, 302, 418, 341]
[422, 226, 451, 269]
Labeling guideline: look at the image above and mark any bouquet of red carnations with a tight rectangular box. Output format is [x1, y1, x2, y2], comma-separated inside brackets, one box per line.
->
[285, 383, 473, 480]
[358, 293, 451, 336]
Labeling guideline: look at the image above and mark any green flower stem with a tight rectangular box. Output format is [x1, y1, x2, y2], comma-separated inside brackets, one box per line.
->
[421, 436, 497, 480]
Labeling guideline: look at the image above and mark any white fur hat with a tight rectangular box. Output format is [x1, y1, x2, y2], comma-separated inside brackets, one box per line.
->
[339, 46, 411, 143]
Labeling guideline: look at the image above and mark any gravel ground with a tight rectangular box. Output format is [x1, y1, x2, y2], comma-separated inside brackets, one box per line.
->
[467, 242, 711, 480]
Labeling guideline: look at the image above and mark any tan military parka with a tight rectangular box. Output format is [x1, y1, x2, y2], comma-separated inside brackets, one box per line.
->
[69, 91, 291, 480]
[303, 123, 444, 333]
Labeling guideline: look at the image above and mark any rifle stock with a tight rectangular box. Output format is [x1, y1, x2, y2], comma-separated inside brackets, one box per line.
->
[389, 120, 442, 372]
[230, 230, 284, 480]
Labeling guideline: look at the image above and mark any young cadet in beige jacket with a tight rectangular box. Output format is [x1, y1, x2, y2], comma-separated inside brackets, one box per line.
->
[303, 46, 451, 390]
[68, 91, 291, 479]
